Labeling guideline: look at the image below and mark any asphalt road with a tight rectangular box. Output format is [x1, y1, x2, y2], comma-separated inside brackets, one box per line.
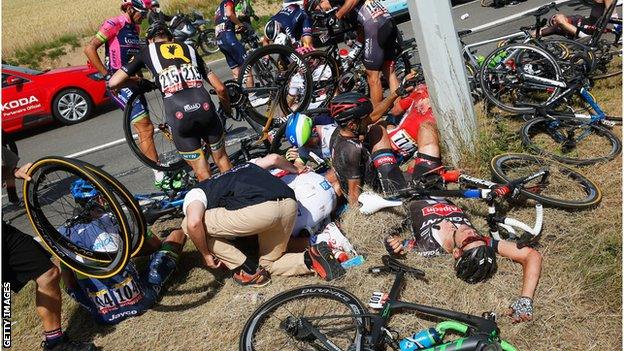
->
[3, 0, 598, 233]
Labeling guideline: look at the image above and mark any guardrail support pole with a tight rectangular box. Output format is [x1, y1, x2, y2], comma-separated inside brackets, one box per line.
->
[407, 0, 477, 166]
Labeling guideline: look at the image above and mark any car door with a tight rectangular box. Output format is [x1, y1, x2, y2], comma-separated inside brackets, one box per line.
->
[2, 72, 46, 132]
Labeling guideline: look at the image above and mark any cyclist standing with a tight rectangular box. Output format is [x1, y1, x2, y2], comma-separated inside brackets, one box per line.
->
[108, 22, 233, 181]
[84, 0, 168, 187]
[215, 0, 248, 79]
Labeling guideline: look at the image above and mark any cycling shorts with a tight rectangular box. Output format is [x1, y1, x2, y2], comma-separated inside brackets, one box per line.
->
[111, 86, 149, 123]
[217, 31, 247, 69]
[164, 88, 225, 160]
[363, 20, 399, 70]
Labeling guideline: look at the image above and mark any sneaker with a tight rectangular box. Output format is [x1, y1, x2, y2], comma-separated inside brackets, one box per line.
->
[155, 172, 183, 190]
[314, 222, 355, 255]
[42, 335, 96, 351]
[307, 242, 346, 281]
[233, 267, 271, 287]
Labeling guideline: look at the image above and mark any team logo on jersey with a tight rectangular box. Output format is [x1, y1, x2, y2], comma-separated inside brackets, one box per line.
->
[160, 43, 190, 63]
[320, 180, 331, 191]
[175, 111, 184, 119]
[184, 103, 201, 112]
[422, 204, 462, 217]
[203, 102, 210, 111]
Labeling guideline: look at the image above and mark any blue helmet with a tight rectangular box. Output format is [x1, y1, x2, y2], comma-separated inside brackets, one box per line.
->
[285, 112, 313, 148]
[70, 179, 99, 202]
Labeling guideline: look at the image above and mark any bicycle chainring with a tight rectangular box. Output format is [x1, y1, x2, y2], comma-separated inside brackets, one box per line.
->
[223, 80, 247, 108]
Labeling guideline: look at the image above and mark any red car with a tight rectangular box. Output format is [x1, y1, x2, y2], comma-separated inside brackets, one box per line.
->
[2, 64, 109, 133]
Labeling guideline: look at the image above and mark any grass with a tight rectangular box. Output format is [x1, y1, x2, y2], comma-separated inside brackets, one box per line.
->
[8, 70, 621, 350]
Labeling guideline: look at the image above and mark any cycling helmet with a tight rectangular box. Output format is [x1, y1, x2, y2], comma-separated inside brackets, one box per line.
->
[122, 0, 152, 12]
[283, 0, 305, 7]
[329, 92, 373, 126]
[151, 0, 160, 7]
[285, 112, 313, 147]
[147, 20, 173, 40]
[454, 242, 497, 284]
[70, 179, 99, 203]
[264, 19, 282, 42]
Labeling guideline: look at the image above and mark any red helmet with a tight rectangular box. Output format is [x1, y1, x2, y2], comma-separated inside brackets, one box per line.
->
[329, 92, 373, 126]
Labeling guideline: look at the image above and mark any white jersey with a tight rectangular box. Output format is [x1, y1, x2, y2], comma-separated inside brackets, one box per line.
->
[280, 172, 336, 236]
[299, 123, 337, 162]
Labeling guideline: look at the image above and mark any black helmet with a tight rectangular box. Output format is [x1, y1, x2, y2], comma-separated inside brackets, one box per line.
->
[454, 244, 497, 284]
[329, 92, 373, 126]
[147, 20, 173, 40]
[264, 20, 282, 42]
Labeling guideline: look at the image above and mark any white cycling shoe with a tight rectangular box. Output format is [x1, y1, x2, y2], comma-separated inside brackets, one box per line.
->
[249, 93, 270, 107]
[358, 192, 403, 215]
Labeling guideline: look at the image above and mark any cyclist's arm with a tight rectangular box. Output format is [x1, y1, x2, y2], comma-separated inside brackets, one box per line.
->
[84, 37, 108, 76]
[253, 153, 300, 174]
[182, 199, 220, 268]
[225, 1, 244, 27]
[366, 90, 400, 124]
[201, 53, 231, 113]
[109, 55, 146, 90]
[346, 178, 361, 206]
[496, 240, 542, 299]
[301, 12, 314, 47]
[336, 0, 360, 20]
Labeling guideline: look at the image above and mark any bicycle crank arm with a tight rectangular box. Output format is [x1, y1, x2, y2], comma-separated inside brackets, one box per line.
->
[298, 318, 345, 351]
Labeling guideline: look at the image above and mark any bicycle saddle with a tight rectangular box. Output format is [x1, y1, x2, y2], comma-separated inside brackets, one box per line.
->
[369, 255, 425, 277]
[358, 192, 403, 215]
[457, 29, 472, 38]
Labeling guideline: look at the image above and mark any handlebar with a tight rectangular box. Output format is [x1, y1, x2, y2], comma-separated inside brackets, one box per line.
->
[368, 255, 426, 278]
[530, 2, 558, 18]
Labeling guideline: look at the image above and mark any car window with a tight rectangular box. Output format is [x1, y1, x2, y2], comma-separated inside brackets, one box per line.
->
[2, 73, 29, 88]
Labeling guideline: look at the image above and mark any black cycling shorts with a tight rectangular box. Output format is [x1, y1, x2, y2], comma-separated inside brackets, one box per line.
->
[363, 20, 400, 71]
[164, 88, 225, 160]
[2, 222, 54, 293]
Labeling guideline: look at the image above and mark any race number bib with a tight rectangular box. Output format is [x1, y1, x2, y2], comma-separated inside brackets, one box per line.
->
[158, 65, 183, 96]
[390, 129, 417, 157]
[215, 23, 226, 36]
[180, 63, 203, 88]
[87, 276, 143, 314]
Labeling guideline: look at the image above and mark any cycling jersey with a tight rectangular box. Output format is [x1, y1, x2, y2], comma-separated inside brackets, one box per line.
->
[121, 41, 224, 156]
[215, 0, 237, 37]
[96, 14, 142, 72]
[299, 123, 338, 162]
[355, 0, 399, 70]
[329, 131, 380, 197]
[270, 4, 312, 41]
[58, 214, 175, 325]
[407, 199, 476, 257]
[387, 85, 435, 158]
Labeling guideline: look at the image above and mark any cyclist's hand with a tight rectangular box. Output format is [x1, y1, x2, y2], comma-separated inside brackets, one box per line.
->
[507, 296, 533, 323]
[384, 235, 405, 255]
[325, 12, 338, 27]
[298, 166, 312, 174]
[13, 163, 32, 181]
[203, 253, 223, 269]
[235, 25, 246, 34]
[285, 148, 300, 162]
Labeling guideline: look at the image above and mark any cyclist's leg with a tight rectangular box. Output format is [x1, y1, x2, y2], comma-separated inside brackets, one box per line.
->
[204, 102, 232, 173]
[219, 33, 242, 80]
[367, 124, 406, 194]
[363, 25, 385, 104]
[123, 88, 158, 163]
[381, 22, 400, 94]
[182, 150, 211, 181]
[171, 117, 211, 181]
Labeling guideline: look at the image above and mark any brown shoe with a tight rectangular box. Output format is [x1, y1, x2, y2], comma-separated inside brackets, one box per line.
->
[233, 267, 271, 287]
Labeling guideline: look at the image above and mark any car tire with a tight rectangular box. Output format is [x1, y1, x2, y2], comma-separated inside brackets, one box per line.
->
[52, 88, 94, 125]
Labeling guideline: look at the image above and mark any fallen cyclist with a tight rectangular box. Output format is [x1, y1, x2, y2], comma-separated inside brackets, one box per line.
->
[182, 155, 346, 287]
[59, 180, 187, 325]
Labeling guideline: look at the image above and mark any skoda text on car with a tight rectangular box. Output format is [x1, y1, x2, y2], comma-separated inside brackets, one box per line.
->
[2, 64, 109, 133]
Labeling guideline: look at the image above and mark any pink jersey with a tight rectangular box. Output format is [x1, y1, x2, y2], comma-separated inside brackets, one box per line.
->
[95, 14, 142, 71]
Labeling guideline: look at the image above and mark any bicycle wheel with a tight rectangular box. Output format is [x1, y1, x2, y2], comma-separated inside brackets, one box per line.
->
[199, 31, 219, 55]
[520, 115, 622, 165]
[73, 159, 146, 257]
[239, 285, 369, 351]
[23, 157, 131, 278]
[123, 89, 186, 172]
[589, 39, 622, 80]
[303, 50, 340, 109]
[480, 44, 563, 114]
[238, 44, 313, 118]
[480, 0, 494, 7]
[490, 153, 602, 210]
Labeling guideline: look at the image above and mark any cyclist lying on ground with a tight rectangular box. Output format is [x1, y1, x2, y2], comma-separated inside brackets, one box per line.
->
[59, 180, 187, 325]
[262, 0, 314, 47]
[182, 156, 346, 287]
[108, 21, 233, 181]
[536, 0, 615, 38]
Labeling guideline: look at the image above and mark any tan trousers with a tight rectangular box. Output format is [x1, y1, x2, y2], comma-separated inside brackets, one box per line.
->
[203, 198, 311, 276]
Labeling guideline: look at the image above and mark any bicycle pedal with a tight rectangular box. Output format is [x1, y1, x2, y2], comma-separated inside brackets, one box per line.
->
[601, 120, 616, 128]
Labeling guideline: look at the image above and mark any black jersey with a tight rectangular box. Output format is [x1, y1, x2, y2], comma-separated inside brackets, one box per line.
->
[329, 130, 380, 197]
[122, 41, 211, 98]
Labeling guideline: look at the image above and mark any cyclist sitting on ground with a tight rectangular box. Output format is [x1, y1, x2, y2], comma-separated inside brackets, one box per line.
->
[262, 0, 314, 47]
[108, 21, 233, 181]
[383, 195, 543, 324]
[182, 157, 346, 287]
[536, 0, 615, 38]
[321, 0, 401, 104]
[2, 149, 96, 351]
[84, 0, 169, 188]
[59, 180, 186, 325]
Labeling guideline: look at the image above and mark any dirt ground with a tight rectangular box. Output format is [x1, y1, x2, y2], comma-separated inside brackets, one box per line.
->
[7, 63, 622, 351]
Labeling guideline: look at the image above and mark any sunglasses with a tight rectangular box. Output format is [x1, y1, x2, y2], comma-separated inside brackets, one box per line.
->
[133, 7, 149, 17]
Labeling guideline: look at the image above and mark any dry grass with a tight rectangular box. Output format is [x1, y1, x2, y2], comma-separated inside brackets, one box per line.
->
[9, 74, 622, 349]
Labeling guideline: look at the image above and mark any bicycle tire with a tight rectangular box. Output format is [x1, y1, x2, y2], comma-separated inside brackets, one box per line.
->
[480, 0, 494, 7]
[122, 89, 186, 172]
[23, 157, 131, 278]
[520, 115, 622, 165]
[479, 44, 563, 114]
[199, 31, 219, 55]
[238, 44, 313, 116]
[73, 159, 146, 257]
[239, 284, 369, 351]
[303, 50, 340, 109]
[490, 153, 602, 210]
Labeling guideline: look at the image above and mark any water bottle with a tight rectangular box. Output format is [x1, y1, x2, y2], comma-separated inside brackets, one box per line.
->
[487, 50, 509, 68]
[339, 48, 350, 71]
[399, 328, 443, 351]
[347, 42, 363, 60]
[476, 54, 486, 67]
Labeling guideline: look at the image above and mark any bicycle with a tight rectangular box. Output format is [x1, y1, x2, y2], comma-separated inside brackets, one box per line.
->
[240, 255, 517, 351]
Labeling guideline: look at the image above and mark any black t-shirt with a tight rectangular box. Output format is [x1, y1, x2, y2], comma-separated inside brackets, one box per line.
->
[121, 41, 211, 98]
[195, 163, 296, 211]
[329, 130, 380, 197]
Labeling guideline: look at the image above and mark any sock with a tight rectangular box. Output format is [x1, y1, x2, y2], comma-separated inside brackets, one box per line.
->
[153, 170, 164, 183]
[371, 149, 407, 196]
[409, 153, 442, 182]
[235, 258, 258, 275]
[44, 328, 64, 347]
[303, 251, 313, 270]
